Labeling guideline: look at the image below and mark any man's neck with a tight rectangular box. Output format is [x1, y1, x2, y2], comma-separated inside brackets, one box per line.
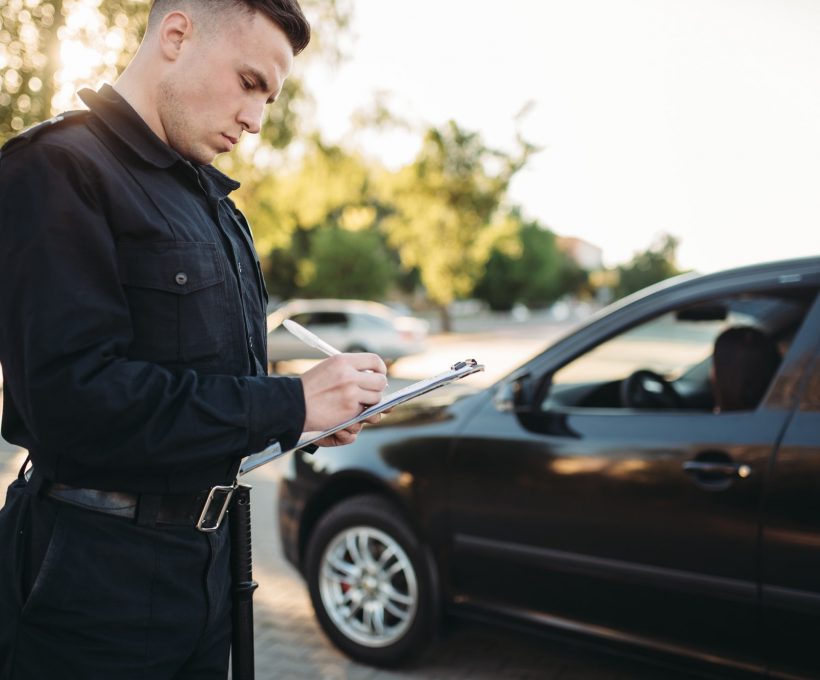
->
[113, 63, 169, 145]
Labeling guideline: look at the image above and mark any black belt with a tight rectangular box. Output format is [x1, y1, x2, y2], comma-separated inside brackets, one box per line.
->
[41, 480, 238, 532]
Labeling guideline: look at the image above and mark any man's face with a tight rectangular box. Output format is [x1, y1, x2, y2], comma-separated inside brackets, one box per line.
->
[157, 10, 294, 164]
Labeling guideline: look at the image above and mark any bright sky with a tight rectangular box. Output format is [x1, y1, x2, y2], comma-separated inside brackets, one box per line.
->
[303, 0, 820, 272]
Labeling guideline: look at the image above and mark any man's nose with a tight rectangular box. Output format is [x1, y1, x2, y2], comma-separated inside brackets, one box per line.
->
[238, 101, 264, 135]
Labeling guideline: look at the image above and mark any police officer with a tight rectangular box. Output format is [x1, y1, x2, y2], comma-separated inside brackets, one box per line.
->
[0, 1, 387, 678]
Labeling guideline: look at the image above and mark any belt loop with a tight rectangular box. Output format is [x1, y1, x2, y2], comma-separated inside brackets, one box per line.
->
[136, 493, 161, 527]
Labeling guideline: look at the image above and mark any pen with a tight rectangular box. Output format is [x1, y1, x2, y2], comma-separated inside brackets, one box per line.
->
[282, 319, 387, 385]
[283, 319, 342, 356]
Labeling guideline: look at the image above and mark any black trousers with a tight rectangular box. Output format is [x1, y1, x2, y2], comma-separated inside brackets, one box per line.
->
[0, 477, 232, 680]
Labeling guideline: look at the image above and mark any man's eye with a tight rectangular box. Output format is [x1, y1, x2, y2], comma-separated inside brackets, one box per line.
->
[241, 78, 254, 91]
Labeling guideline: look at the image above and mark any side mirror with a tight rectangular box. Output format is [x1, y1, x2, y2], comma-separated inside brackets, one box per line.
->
[494, 373, 546, 414]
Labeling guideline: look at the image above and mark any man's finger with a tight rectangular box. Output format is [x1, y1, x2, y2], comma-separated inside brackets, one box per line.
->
[357, 370, 388, 391]
[357, 388, 384, 406]
[344, 352, 387, 375]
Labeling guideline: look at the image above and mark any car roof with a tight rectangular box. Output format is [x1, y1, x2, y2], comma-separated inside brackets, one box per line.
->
[267, 299, 398, 326]
[592, 256, 820, 321]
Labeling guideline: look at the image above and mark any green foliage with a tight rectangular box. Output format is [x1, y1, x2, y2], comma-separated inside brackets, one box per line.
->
[299, 227, 395, 300]
[559, 260, 591, 300]
[1, 0, 66, 139]
[263, 245, 302, 303]
[614, 233, 683, 298]
[245, 139, 394, 299]
[237, 137, 380, 253]
[474, 220, 578, 311]
[380, 120, 534, 317]
[0, 0, 147, 141]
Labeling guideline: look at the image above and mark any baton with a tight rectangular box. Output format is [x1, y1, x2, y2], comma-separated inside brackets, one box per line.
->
[230, 483, 257, 680]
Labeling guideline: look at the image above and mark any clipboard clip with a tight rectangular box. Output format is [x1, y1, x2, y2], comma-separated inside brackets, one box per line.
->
[451, 358, 478, 371]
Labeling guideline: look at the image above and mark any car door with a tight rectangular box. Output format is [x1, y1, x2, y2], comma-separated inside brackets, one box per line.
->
[447, 290, 817, 673]
[758, 301, 820, 680]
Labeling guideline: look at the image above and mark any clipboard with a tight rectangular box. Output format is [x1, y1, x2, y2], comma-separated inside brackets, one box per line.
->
[238, 358, 484, 475]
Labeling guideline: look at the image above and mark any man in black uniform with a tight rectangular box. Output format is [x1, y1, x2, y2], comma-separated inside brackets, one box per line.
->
[0, 1, 387, 678]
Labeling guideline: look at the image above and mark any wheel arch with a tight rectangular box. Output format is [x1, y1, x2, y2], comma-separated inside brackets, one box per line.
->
[297, 472, 422, 574]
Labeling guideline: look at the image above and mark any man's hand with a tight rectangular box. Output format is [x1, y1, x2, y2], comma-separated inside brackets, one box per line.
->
[310, 413, 384, 447]
[300, 353, 388, 443]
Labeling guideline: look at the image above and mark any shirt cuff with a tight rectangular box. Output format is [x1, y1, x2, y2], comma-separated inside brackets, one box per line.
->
[245, 376, 305, 454]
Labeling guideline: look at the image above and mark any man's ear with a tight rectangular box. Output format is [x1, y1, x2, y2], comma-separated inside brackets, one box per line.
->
[157, 11, 193, 61]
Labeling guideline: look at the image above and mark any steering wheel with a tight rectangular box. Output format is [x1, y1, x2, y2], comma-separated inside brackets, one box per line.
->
[620, 369, 683, 410]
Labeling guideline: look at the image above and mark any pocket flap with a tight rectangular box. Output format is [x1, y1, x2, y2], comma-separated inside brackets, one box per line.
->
[117, 241, 224, 295]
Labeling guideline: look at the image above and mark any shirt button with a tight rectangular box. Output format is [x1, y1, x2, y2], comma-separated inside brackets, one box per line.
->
[248, 335, 255, 349]
[174, 272, 188, 286]
[237, 261, 243, 274]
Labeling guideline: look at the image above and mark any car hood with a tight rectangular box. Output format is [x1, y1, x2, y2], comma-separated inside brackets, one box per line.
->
[368, 382, 484, 430]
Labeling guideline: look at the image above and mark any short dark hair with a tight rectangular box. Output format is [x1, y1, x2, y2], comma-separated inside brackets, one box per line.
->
[149, 0, 311, 55]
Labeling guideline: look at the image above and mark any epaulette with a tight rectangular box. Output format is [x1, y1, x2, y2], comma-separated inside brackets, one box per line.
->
[0, 110, 91, 159]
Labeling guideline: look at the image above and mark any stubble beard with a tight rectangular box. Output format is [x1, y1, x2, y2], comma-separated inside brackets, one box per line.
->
[156, 77, 215, 165]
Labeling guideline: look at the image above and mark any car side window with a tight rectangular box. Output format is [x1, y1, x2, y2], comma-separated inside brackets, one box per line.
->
[289, 312, 314, 327]
[310, 312, 348, 327]
[284, 312, 348, 329]
[543, 292, 812, 413]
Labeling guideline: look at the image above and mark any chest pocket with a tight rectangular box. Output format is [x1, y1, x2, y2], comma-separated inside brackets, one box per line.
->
[117, 241, 228, 365]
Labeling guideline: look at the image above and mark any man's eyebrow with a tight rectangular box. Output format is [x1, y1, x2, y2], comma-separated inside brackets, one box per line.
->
[241, 64, 277, 104]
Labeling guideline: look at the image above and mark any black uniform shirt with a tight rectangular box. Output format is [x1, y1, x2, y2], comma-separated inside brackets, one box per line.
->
[0, 84, 305, 493]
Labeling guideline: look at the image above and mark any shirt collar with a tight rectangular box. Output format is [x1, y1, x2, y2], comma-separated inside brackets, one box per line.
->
[79, 84, 178, 169]
[197, 163, 241, 198]
[78, 84, 241, 196]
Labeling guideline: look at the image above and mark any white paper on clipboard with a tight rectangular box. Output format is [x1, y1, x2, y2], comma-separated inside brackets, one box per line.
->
[238, 359, 484, 475]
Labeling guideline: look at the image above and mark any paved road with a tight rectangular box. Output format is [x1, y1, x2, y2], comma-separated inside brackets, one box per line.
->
[0, 322, 707, 679]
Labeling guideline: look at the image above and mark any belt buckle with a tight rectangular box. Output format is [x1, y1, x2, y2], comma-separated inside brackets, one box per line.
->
[196, 481, 237, 533]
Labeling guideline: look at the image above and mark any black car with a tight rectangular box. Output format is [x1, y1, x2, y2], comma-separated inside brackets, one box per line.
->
[277, 257, 820, 678]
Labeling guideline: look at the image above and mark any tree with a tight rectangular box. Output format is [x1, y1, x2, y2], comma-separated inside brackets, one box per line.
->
[380, 120, 534, 330]
[0, 0, 146, 141]
[1, 0, 68, 138]
[299, 227, 395, 300]
[474, 219, 574, 311]
[613, 233, 683, 298]
[238, 137, 393, 297]
[235, 136, 381, 255]
[263, 244, 302, 303]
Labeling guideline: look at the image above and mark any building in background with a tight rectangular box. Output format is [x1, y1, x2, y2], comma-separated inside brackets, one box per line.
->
[557, 235, 604, 271]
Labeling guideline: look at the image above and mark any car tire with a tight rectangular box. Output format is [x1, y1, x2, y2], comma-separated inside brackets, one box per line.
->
[304, 494, 439, 667]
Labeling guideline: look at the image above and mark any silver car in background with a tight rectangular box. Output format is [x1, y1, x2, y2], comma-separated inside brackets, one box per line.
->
[266, 299, 429, 370]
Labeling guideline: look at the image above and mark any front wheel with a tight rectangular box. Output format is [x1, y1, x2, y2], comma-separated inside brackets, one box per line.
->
[304, 494, 439, 666]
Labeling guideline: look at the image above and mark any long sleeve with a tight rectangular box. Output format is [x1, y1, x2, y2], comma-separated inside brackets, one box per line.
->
[0, 141, 304, 483]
